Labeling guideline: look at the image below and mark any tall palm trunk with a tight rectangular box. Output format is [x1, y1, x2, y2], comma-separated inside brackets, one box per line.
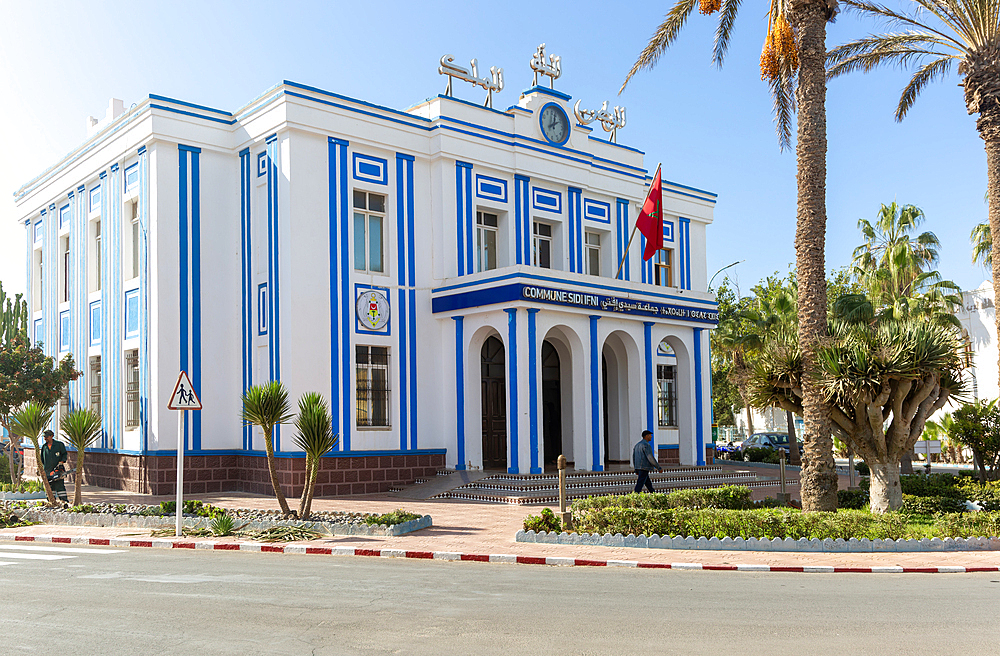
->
[264, 429, 291, 516]
[984, 129, 1000, 397]
[790, 0, 838, 511]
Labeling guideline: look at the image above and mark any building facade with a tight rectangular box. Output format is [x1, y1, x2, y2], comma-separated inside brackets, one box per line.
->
[15, 67, 718, 495]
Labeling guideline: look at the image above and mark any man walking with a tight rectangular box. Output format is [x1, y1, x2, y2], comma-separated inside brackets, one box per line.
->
[41, 429, 69, 503]
[632, 429, 662, 493]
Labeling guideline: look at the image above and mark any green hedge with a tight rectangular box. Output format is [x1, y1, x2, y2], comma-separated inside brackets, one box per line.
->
[744, 447, 781, 464]
[837, 489, 869, 510]
[901, 494, 967, 515]
[571, 486, 755, 513]
[934, 512, 1000, 538]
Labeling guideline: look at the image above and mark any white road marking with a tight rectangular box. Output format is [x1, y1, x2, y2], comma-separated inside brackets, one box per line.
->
[0, 561, 15, 566]
[0, 545, 125, 555]
[0, 552, 73, 561]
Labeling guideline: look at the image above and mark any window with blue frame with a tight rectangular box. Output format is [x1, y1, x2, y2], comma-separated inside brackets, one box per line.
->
[33, 221, 42, 243]
[89, 301, 101, 345]
[59, 205, 70, 230]
[257, 283, 268, 335]
[124, 163, 139, 193]
[124, 290, 139, 339]
[59, 311, 70, 351]
[90, 185, 101, 213]
[33, 319, 43, 346]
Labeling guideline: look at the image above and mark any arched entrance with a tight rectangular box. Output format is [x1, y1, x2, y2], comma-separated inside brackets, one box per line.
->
[542, 341, 562, 466]
[481, 336, 507, 469]
[602, 331, 642, 465]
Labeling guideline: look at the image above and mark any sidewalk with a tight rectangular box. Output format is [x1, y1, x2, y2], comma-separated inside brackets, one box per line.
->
[4, 474, 1000, 573]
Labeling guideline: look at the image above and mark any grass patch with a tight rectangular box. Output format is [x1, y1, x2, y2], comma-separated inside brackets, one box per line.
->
[362, 509, 421, 527]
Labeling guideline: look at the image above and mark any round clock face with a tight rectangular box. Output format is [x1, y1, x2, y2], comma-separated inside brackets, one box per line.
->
[539, 103, 569, 145]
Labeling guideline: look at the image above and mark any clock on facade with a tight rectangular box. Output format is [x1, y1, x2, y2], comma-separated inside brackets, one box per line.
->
[539, 103, 569, 145]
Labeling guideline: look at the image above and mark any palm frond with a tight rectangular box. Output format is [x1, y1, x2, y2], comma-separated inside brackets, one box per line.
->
[767, 64, 795, 151]
[712, 0, 743, 66]
[621, 0, 700, 94]
[971, 221, 991, 266]
[838, 0, 971, 51]
[896, 56, 954, 119]
[60, 408, 103, 453]
[828, 32, 950, 76]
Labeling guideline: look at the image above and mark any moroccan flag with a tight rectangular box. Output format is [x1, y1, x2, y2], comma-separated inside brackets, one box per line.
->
[636, 165, 663, 261]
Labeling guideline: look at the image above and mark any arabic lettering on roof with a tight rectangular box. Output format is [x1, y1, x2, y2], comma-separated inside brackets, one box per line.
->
[438, 54, 504, 109]
[520, 285, 718, 324]
[529, 43, 561, 88]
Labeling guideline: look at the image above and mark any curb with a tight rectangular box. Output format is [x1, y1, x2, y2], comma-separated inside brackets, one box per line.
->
[1, 534, 997, 573]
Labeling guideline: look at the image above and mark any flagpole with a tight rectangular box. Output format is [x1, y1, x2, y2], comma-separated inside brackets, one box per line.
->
[615, 224, 639, 280]
[615, 162, 662, 280]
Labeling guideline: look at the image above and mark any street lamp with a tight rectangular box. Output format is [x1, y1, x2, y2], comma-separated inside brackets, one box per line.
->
[708, 260, 744, 291]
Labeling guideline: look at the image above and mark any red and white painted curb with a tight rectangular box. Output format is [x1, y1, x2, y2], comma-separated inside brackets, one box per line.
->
[2, 534, 997, 573]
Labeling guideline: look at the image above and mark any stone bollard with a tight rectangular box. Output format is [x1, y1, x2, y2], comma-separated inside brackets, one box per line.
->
[558, 454, 573, 531]
[776, 449, 791, 505]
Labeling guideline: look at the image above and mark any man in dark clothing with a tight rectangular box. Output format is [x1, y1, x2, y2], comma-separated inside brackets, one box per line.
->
[41, 429, 69, 503]
[632, 429, 662, 493]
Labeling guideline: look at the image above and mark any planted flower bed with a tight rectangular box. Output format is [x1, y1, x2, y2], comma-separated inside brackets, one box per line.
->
[1, 500, 430, 539]
[517, 484, 1000, 552]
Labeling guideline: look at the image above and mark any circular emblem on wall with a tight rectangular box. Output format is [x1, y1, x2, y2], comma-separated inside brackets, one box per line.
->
[356, 289, 390, 331]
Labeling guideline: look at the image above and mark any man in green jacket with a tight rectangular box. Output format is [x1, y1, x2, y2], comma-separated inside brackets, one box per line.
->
[41, 429, 69, 503]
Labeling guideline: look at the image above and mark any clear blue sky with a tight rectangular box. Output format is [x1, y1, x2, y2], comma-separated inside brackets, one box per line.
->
[0, 0, 989, 299]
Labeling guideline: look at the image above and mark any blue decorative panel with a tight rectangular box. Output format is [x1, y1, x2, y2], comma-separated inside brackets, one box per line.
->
[33, 221, 42, 242]
[59, 205, 70, 230]
[90, 185, 101, 213]
[352, 153, 388, 185]
[258, 283, 268, 335]
[59, 311, 70, 351]
[125, 163, 139, 192]
[583, 199, 611, 224]
[257, 151, 267, 177]
[475, 175, 507, 203]
[33, 318, 43, 346]
[124, 289, 139, 339]
[664, 220, 675, 243]
[355, 284, 391, 336]
[532, 187, 562, 213]
[89, 301, 101, 345]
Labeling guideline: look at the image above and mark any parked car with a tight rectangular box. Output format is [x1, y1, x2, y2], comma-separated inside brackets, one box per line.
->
[740, 432, 803, 457]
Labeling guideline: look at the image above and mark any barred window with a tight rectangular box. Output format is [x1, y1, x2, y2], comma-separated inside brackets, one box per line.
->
[657, 364, 677, 428]
[356, 345, 390, 427]
[125, 350, 140, 428]
[90, 356, 102, 411]
[59, 384, 70, 418]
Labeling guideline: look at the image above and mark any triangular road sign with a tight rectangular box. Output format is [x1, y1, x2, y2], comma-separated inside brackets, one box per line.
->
[167, 371, 202, 410]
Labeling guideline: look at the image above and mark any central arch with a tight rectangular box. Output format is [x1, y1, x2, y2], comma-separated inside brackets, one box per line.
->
[480, 335, 507, 470]
[601, 330, 643, 465]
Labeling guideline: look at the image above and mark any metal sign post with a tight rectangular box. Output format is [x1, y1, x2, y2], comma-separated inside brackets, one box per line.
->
[167, 371, 202, 538]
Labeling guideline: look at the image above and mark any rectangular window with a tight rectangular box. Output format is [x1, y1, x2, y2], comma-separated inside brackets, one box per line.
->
[34, 220, 42, 243]
[59, 384, 69, 419]
[90, 185, 101, 214]
[34, 250, 42, 311]
[90, 301, 101, 345]
[657, 364, 677, 428]
[90, 355, 102, 411]
[476, 211, 498, 273]
[585, 231, 601, 276]
[654, 248, 673, 288]
[124, 349, 139, 429]
[129, 201, 140, 280]
[533, 221, 552, 269]
[62, 238, 70, 302]
[124, 290, 139, 339]
[33, 318, 43, 347]
[353, 190, 385, 273]
[356, 345, 390, 427]
[59, 311, 70, 351]
[59, 204, 70, 231]
[125, 163, 139, 193]
[257, 283, 268, 335]
[95, 220, 102, 292]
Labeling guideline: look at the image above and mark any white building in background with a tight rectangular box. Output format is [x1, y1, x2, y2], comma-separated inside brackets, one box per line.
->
[14, 50, 718, 495]
[955, 280, 999, 404]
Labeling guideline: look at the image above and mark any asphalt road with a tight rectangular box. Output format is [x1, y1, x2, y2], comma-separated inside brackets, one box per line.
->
[1, 546, 997, 655]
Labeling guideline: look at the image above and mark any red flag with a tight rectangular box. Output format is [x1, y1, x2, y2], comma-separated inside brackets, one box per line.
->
[636, 165, 662, 261]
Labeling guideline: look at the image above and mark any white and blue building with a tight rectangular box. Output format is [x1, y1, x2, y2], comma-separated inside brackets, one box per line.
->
[14, 68, 718, 494]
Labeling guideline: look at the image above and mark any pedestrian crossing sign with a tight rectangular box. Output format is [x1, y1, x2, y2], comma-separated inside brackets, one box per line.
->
[167, 371, 202, 410]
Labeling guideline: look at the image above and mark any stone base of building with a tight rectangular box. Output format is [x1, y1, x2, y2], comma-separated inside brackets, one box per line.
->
[658, 446, 716, 466]
[81, 451, 446, 497]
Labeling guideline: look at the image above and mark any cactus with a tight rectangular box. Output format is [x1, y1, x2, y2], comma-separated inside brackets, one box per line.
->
[0, 280, 28, 345]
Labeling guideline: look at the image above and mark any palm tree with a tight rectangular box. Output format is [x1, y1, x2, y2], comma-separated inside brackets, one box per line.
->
[9, 402, 57, 505]
[622, 0, 841, 511]
[293, 392, 338, 520]
[60, 408, 102, 506]
[241, 381, 295, 517]
[972, 222, 991, 268]
[828, 0, 1000, 414]
[852, 202, 942, 300]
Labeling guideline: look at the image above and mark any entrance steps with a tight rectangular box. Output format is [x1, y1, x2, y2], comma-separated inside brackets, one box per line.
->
[429, 466, 798, 505]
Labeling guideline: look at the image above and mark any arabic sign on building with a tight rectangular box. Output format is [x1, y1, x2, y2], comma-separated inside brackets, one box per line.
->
[431, 282, 718, 324]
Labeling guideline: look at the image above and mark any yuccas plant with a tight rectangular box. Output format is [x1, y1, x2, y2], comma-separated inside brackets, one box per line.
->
[60, 408, 102, 506]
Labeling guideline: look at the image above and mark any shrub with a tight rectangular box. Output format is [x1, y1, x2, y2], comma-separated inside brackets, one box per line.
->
[933, 512, 1000, 538]
[210, 514, 236, 536]
[744, 447, 780, 463]
[956, 479, 1000, 511]
[67, 504, 98, 513]
[159, 500, 226, 518]
[571, 487, 755, 515]
[0, 451, 9, 483]
[523, 507, 561, 533]
[363, 509, 421, 526]
[0, 479, 44, 494]
[901, 494, 967, 515]
[899, 474, 963, 499]
[838, 489, 869, 510]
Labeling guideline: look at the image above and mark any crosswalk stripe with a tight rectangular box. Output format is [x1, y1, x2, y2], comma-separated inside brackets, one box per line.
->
[0, 545, 125, 555]
[0, 562, 14, 566]
[0, 552, 74, 561]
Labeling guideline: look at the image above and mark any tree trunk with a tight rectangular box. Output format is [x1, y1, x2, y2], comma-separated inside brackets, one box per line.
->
[790, 0, 837, 512]
[298, 454, 312, 519]
[869, 460, 903, 513]
[73, 449, 84, 507]
[263, 430, 291, 516]
[786, 410, 801, 466]
[303, 459, 319, 520]
[745, 405, 754, 437]
[32, 441, 56, 505]
[7, 438, 18, 486]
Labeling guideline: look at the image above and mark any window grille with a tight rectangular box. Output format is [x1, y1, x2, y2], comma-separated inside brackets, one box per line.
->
[356, 345, 390, 427]
[657, 364, 677, 427]
[90, 355, 102, 411]
[125, 350, 140, 428]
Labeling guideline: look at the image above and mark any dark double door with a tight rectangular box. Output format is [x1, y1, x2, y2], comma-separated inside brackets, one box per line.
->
[481, 336, 507, 469]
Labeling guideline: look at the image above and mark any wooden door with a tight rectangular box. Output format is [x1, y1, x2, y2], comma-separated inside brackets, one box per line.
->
[481, 336, 507, 469]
